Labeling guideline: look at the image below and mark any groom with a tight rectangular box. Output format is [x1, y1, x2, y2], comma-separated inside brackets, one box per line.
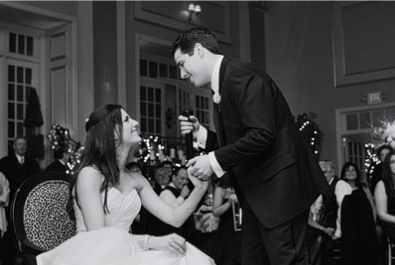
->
[171, 27, 328, 264]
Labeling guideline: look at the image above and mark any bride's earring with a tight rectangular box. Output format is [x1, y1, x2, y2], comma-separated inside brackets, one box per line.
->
[116, 147, 121, 156]
[115, 138, 121, 155]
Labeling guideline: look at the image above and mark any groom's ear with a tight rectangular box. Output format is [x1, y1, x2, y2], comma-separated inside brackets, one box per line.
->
[194, 43, 204, 57]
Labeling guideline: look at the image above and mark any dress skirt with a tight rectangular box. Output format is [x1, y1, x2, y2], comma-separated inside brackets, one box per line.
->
[36, 227, 215, 265]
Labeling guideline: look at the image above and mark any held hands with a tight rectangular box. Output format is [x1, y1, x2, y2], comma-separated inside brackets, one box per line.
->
[187, 155, 214, 181]
[187, 166, 209, 190]
[179, 115, 200, 140]
[150, 233, 187, 256]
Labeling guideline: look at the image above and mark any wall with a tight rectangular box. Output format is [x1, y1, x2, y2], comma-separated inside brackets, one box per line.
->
[123, 1, 247, 119]
[264, 1, 395, 171]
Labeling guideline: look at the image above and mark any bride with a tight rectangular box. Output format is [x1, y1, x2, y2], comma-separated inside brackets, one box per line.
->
[37, 104, 214, 265]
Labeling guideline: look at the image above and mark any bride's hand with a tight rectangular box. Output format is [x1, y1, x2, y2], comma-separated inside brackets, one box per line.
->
[187, 167, 209, 190]
[149, 233, 186, 256]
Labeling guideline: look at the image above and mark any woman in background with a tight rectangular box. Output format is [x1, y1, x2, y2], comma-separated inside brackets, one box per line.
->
[211, 174, 241, 265]
[36, 104, 213, 265]
[375, 150, 395, 243]
[340, 162, 379, 265]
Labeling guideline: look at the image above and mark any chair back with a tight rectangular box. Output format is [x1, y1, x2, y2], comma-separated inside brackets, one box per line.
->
[10, 170, 76, 258]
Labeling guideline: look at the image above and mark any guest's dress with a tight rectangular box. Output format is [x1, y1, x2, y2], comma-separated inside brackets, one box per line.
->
[379, 180, 395, 243]
[341, 188, 379, 265]
[36, 188, 215, 265]
[212, 198, 241, 265]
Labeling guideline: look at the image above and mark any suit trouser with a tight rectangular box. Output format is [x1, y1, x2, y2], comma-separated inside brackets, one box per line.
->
[241, 200, 310, 265]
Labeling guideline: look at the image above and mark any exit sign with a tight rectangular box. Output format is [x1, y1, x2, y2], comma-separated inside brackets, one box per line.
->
[367, 92, 382, 105]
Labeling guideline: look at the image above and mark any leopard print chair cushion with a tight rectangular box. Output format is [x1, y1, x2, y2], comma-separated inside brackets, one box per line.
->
[23, 180, 76, 251]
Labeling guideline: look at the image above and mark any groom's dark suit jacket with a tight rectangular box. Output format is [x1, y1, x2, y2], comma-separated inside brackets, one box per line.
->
[205, 57, 328, 229]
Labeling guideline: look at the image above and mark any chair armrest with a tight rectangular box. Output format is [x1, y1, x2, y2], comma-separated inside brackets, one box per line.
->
[20, 239, 46, 256]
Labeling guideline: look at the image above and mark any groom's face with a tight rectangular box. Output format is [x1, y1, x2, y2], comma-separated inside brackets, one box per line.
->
[173, 47, 209, 88]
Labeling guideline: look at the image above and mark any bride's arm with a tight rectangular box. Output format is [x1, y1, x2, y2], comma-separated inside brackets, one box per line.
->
[138, 172, 207, 227]
[75, 167, 106, 231]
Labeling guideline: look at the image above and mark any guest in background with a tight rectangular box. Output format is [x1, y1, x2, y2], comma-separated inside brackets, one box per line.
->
[126, 161, 144, 175]
[0, 171, 10, 263]
[160, 160, 174, 177]
[139, 165, 173, 236]
[375, 150, 395, 243]
[340, 162, 379, 265]
[211, 174, 241, 265]
[369, 145, 393, 265]
[46, 143, 71, 173]
[160, 166, 190, 208]
[308, 160, 352, 265]
[156, 166, 194, 239]
[370, 145, 394, 194]
[152, 166, 171, 195]
[0, 137, 40, 265]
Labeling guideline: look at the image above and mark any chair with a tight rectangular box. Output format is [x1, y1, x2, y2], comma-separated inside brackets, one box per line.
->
[10, 171, 76, 265]
[388, 237, 395, 265]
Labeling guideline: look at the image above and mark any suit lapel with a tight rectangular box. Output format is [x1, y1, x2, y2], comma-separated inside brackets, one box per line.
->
[213, 104, 224, 147]
[12, 154, 27, 175]
[213, 57, 231, 148]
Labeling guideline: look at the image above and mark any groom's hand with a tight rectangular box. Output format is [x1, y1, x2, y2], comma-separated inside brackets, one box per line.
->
[186, 155, 214, 181]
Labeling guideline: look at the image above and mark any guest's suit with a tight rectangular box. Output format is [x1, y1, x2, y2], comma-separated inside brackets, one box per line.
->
[0, 154, 39, 265]
[46, 160, 68, 173]
[0, 154, 40, 207]
[205, 57, 328, 264]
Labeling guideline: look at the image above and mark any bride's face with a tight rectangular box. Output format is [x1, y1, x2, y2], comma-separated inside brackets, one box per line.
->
[119, 109, 141, 146]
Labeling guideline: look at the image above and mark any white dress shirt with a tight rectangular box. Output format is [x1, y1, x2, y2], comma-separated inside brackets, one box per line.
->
[195, 55, 226, 178]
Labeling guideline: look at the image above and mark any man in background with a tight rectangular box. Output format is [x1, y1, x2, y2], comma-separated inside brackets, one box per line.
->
[0, 137, 40, 265]
[46, 143, 71, 173]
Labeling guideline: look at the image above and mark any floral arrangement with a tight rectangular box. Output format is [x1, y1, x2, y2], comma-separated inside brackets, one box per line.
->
[366, 120, 395, 175]
[372, 120, 395, 149]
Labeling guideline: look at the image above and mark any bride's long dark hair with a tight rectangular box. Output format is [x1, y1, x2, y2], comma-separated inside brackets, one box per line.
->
[68, 104, 124, 219]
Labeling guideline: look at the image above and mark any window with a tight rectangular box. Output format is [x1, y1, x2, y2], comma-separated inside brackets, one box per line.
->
[140, 85, 162, 135]
[9, 32, 34, 56]
[195, 95, 210, 129]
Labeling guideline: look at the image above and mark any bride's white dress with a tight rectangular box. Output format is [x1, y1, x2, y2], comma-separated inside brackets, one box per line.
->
[36, 188, 215, 265]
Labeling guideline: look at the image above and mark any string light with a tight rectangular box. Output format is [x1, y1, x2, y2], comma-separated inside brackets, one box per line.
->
[47, 123, 83, 175]
[295, 113, 322, 159]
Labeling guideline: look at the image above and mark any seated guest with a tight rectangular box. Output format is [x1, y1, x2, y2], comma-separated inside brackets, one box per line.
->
[375, 150, 395, 243]
[152, 166, 171, 195]
[155, 166, 194, 238]
[160, 160, 174, 176]
[341, 162, 379, 265]
[139, 166, 172, 236]
[160, 166, 190, 208]
[0, 136, 40, 265]
[126, 161, 144, 175]
[46, 143, 71, 173]
[307, 160, 352, 265]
